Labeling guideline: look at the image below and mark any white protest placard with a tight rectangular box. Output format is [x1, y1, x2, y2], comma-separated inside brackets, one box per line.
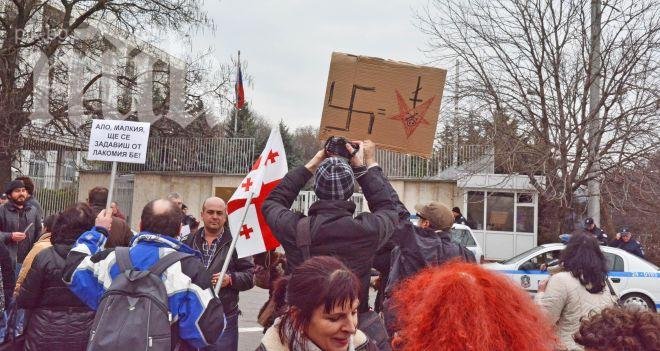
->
[87, 119, 151, 164]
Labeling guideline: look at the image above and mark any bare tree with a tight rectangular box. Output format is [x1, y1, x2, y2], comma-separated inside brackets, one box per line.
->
[600, 151, 659, 263]
[0, 0, 215, 184]
[418, 0, 660, 239]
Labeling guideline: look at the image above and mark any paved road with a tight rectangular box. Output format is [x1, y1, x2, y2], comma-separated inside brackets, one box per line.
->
[237, 287, 270, 351]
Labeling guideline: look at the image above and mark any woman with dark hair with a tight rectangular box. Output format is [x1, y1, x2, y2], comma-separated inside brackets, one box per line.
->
[16, 203, 95, 351]
[535, 232, 617, 350]
[574, 307, 660, 351]
[390, 261, 557, 351]
[257, 256, 378, 351]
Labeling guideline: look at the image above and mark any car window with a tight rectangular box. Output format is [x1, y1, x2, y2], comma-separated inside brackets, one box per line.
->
[502, 247, 545, 265]
[450, 229, 476, 246]
[518, 249, 561, 271]
[604, 252, 625, 272]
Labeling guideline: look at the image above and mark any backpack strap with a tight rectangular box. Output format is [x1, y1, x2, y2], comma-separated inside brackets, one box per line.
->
[148, 251, 194, 276]
[115, 246, 134, 272]
[296, 216, 312, 261]
[605, 277, 618, 298]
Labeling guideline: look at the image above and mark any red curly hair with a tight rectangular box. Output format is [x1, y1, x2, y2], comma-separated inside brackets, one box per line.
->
[392, 261, 557, 351]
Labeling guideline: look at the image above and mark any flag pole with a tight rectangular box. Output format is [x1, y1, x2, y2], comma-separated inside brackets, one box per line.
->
[214, 191, 254, 296]
[233, 50, 241, 134]
[105, 161, 118, 212]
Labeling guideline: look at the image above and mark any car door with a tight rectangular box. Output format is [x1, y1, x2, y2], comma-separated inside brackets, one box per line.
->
[516, 248, 562, 294]
[603, 251, 628, 293]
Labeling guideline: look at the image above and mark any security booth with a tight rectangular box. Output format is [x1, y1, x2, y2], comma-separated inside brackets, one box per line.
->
[457, 174, 545, 260]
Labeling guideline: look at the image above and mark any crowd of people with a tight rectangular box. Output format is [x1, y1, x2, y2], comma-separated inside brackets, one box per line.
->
[0, 140, 657, 351]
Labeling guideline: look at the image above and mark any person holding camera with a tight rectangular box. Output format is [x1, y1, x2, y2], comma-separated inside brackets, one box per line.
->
[262, 137, 404, 350]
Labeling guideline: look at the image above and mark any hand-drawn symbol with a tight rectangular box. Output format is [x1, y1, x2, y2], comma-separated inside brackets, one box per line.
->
[325, 82, 378, 134]
[388, 89, 436, 138]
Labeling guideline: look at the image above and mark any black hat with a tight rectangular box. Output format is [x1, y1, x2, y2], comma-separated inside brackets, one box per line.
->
[619, 227, 632, 236]
[452, 207, 461, 213]
[583, 217, 594, 227]
[4, 180, 26, 196]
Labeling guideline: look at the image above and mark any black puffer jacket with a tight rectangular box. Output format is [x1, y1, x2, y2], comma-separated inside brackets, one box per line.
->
[263, 166, 401, 313]
[16, 243, 94, 351]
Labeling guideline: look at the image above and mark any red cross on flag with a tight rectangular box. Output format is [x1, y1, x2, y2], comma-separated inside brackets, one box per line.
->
[227, 128, 288, 258]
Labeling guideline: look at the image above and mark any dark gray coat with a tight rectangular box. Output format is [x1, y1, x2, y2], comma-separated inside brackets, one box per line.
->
[0, 200, 42, 263]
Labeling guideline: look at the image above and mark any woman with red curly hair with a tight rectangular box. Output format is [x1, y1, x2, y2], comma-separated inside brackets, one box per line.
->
[391, 261, 557, 351]
[574, 307, 660, 351]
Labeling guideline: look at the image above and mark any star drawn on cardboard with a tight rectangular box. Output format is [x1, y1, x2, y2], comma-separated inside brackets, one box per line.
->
[388, 90, 436, 138]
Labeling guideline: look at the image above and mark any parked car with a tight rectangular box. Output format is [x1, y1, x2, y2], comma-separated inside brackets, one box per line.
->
[451, 223, 485, 264]
[484, 243, 660, 312]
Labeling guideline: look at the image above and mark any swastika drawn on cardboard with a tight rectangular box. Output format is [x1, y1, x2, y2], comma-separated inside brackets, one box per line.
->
[318, 52, 447, 158]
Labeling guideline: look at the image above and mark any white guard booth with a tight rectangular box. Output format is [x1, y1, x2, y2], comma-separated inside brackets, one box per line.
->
[458, 174, 546, 261]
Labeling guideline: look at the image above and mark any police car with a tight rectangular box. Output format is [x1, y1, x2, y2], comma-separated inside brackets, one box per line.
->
[450, 224, 485, 264]
[484, 243, 660, 312]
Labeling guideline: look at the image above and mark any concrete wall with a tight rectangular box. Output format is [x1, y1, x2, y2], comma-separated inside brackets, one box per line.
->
[77, 172, 113, 202]
[79, 172, 244, 230]
[390, 179, 459, 213]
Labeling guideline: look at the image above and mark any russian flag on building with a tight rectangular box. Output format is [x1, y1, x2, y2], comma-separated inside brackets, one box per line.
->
[235, 51, 245, 109]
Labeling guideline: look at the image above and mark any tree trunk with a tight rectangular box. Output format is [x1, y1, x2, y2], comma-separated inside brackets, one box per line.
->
[600, 188, 616, 237]
[0, 151, 13, 187]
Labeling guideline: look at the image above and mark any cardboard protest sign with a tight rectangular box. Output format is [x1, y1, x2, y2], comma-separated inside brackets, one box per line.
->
[318, 52, 447, 158]
[87, 119, 151, 164]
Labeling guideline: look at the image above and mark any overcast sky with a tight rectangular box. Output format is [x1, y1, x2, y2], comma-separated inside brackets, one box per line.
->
[192, 0, 433, 129]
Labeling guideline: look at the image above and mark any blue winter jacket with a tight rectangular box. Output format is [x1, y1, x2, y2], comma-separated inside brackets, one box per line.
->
[63, 227, 226, 349]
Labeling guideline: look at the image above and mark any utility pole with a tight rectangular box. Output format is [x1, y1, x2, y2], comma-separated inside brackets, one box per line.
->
[453, 60, 459, 168]
[587, 0, 602, 224]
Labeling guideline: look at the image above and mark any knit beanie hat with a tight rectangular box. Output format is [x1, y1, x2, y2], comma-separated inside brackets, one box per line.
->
[314, 157, 355, 201]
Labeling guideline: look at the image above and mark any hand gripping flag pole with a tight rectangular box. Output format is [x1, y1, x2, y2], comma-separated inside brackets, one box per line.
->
[214, 191, 253, 296]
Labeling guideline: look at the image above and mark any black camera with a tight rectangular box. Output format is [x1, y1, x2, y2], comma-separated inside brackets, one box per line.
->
[324, 136, 359, 159]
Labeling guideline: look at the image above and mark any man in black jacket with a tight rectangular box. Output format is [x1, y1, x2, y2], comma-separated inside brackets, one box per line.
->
[584, 217, 608, 245]
[183, 196, 254, 351]
[383, 201, 476, 336]
[610, 228, 645, 258]
[262, 140, 401, 349]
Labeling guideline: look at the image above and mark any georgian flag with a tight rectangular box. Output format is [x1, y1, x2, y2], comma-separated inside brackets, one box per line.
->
[227, 128, 287, 258]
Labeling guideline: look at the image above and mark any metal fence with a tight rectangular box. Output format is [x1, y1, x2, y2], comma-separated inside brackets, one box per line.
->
[292, 191, 366, 216]
[16, 126, 256, 217]
[377, 145, 492, 179]
[86, 137, 255, 175]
